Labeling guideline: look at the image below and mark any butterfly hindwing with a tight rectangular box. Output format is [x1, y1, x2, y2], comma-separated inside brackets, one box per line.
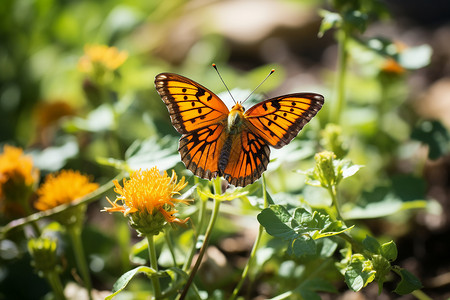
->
[155, 73, 229, 134]
[178, 123, 227, 180]
[221, 130, 271, 187]
[245, 93, 324, 148]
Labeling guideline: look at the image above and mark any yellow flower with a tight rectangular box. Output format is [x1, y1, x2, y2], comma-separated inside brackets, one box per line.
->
[0, 145, 39, 217]
[78, 44, 128, 74]
[0, 146, 37, 195]
[35, 170, 99, 211]
[104, 168, 190, 235]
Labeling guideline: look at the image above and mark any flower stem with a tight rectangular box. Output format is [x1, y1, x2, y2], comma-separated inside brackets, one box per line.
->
[66, 222, 92, 300]
[147, 235, 162, 298]
[330, 28, 349, 124]
[412, 289, 433, 300]
[327, 185, 342, 220]
[179, 178, 222, 300]
[182, 193, 207, 272]
[164, 230, 177, 266]
[45, 270, 66, 300]
[230, 175, 268, 299]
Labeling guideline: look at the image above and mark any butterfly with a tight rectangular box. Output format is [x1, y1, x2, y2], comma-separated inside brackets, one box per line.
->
[155, 72, 324, 187]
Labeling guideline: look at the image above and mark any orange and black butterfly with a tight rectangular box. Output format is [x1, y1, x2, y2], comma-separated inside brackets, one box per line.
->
[155, 71, 324, 187]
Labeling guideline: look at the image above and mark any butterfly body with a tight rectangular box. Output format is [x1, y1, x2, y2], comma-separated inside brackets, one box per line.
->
[155, 72, 324, 187]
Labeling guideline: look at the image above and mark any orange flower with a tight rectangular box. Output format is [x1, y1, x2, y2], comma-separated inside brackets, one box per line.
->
[35, 170, 99, 211]
[78, 44, 128, 73]
[381, 41, 407, 75]
[0, 145, 39, 217]
[104, 168, 190, 235]
[34, 100, 76, 129]
[381, 58, 405, 74]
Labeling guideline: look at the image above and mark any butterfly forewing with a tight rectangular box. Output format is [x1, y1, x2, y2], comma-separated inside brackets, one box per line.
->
[244, 93, 324, 148]
[155, 73, 229, 134]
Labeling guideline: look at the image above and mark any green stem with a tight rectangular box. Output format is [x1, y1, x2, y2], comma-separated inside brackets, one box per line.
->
[66, 221, 92, 300]
[179, 178, 222, 300]
[45, 270, 66, 300]
[182, 192, 207, 272]
[164, 230, 177, 266]
[147, 235, 162, 298]
[230, 175, 269, 299]
[411, 289, 433, 300]
[327, 185, 342, 220]
[331, 28, 349, 124]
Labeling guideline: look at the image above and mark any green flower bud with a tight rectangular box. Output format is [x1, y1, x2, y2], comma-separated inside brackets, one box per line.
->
[28, 237, 60, 276]
[313, 151, 340, 188]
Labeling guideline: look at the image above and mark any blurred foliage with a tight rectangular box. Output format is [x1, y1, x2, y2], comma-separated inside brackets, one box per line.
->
[0, 0, 448, 299]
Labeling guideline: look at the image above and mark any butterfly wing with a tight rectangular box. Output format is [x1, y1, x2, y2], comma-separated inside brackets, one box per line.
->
[244, 93, 324, 148]
[155, 73, 230, 134]
[178, 123, 228, 180]
[221, 130, 271, 187]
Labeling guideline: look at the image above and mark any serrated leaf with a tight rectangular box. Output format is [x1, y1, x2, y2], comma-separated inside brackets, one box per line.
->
[292, 207, 313, 226]
[380, 240, 398, 261]
[345, 254, 376, 291]
[393, 268, 423, 295]
[257, 207, 295, 239]
[362, 235, 381, 254]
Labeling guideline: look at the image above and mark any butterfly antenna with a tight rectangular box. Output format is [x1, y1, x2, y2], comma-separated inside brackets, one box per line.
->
[212, 64, 237, 104]
[242, 69, 275, 104]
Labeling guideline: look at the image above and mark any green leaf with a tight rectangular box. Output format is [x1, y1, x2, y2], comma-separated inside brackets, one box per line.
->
[392, 175, 426, 202]
[125, 136, 181, 171]
[341, 163, 363, 179]
[380, 240, 397, 261]
[318, 9, 342, 38]
[292, 207, 313, 226]
[106, 266, 158, 299]
[300, 278, 338, 294]
[362, 235, 381, 254]
[411, 120, 450, 160]
[197, 188, 249, 202]
[314, 225, 354, 239]
[318, 238, 338, 258]
[393, 268, 423, 295]
[257, 207, 295, 239]
[372, 255, 391, 294]
[345, 254, 376, 291]
[259, 205, 352, 258]
[291, 235, 317, 256]
[343, 10, 368, 33]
